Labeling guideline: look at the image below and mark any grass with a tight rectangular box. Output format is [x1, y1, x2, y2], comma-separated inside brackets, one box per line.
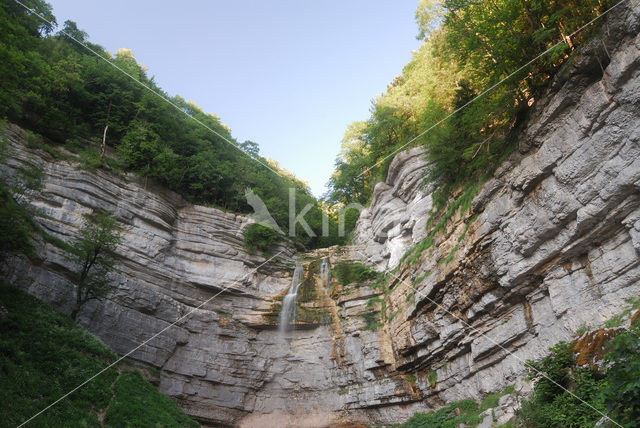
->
[427, 370, 438, 388]
[458, 214, 478, 242]
[24, 129, 71, 161]
[413, 271, 431, 286]
[604, 296, 640, 328]
[104, 371, 197, 427]
[0, 284, 198, 427]
[401, 236, 434, 266]
[576, 323, 593, 336]
[403, 398, 483, 428]
[397, 179, 484, 270]
[366, 296, 384, 308]
[438, 245, 458, 265]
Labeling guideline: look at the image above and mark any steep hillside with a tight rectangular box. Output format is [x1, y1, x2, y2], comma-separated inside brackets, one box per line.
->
[0, 0, 343, 249]
[0, 285, 198, 427]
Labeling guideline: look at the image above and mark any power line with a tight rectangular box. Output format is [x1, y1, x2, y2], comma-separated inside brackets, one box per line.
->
[352, 248, 624, 428]
[12, 0, 285, 179]
[357, 0, 632, 179]
[17, 250, 286, 427]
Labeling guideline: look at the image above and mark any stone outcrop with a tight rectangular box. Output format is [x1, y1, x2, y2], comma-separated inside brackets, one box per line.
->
[2, 128, 301, 424]
[3, 2, 640, 426]
[351, 0, 640, 414]
[352, 147, 433, 271]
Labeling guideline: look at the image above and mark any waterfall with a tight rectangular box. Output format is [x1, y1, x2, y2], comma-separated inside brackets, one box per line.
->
[320, 257, 331, 287]
[279, 265, 304, 333]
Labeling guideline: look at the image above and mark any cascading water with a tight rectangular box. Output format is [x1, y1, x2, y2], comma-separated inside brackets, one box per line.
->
[320, 257, 331, 287]
[279, 265, 304, 333]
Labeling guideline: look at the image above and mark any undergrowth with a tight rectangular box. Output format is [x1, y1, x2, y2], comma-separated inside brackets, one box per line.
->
[401, 384, 515, 428]
[333, 262, 379, 286]
[521, 321, 640, 428]
[0, 285, 198, 427]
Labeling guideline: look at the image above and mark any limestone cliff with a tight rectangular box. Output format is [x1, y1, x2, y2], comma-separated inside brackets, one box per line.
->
[3, 2, 640, 427]
[351, 0, 640, 415]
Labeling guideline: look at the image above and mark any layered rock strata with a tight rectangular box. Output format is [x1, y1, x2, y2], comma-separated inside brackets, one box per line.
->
[3, 3, 640, 426]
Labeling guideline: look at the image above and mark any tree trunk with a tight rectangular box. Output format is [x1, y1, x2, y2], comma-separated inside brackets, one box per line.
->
[100, 125, 108, 161]
[71, 302, 80, 321]
[72, 283, 83, 321]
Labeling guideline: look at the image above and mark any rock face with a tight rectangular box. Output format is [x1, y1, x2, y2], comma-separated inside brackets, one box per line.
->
[3, 3, 640, 426]
[352, 0, 640, 414]
[352, 147, 433, 271]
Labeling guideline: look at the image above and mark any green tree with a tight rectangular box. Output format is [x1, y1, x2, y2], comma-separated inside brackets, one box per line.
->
[0, 184, 34, 263]
[0, 136, 41, 264]
[603, 323, 640, 426]
[242, 223, 283, 255]
[117, 120, 163, 177]
[66, 211, 122, 320]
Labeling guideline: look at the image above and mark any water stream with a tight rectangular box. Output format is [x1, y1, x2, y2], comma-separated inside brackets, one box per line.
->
[320, 257, 331, 287]
[279, 265, 304, 333]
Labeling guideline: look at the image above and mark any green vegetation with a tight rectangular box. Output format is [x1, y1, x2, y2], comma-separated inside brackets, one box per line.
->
[521, 323, 640, 428]
[403, 236, 434, 266]
[576, 323, 593, 336]
[0, 181, 35, 261]
[66, 211, 122, 320]
[333, 262, 379, 286]
[0, 285, 198, 427]
[0, 138, 53, 265]
[296, 305, 332, 325]
[402, 385, 515, 427]
[0, 0, 345, 250]
[391, 184, 484, 284]
[440, 245, 458, 265]
[361, 311, 383, 331]
[604, 296, 640, 328]
[265, 301, 331, 326]
[104, 371, 197, 427]
[413, 271, 431, 286]
[366, 296, 384, 308]
[402, 398, 487, 428]
[427, 370, 438, 388]
[458, 214, 478, 242]
[328, 0, 610, 224]
[242, 223, 283, 255]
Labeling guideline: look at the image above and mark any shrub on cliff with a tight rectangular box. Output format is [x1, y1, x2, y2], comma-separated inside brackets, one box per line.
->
[520, 323, 640, 428]
[0, 183, 34, 262]
[601, 323, 640, 427]
[242, 223, 283, 255]
[66, 211, 122, 320]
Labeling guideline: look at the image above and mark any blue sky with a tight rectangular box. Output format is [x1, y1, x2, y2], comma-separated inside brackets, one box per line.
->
[47, 0, 423, 196]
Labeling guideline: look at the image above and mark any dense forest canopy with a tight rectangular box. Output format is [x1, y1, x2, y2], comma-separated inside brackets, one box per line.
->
[327, 0, 611, 209]
[0, 0, 615, 249]
[0, 0, 345, 249]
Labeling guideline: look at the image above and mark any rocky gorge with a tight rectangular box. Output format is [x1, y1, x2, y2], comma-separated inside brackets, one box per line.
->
[2, 2, 640, 427]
